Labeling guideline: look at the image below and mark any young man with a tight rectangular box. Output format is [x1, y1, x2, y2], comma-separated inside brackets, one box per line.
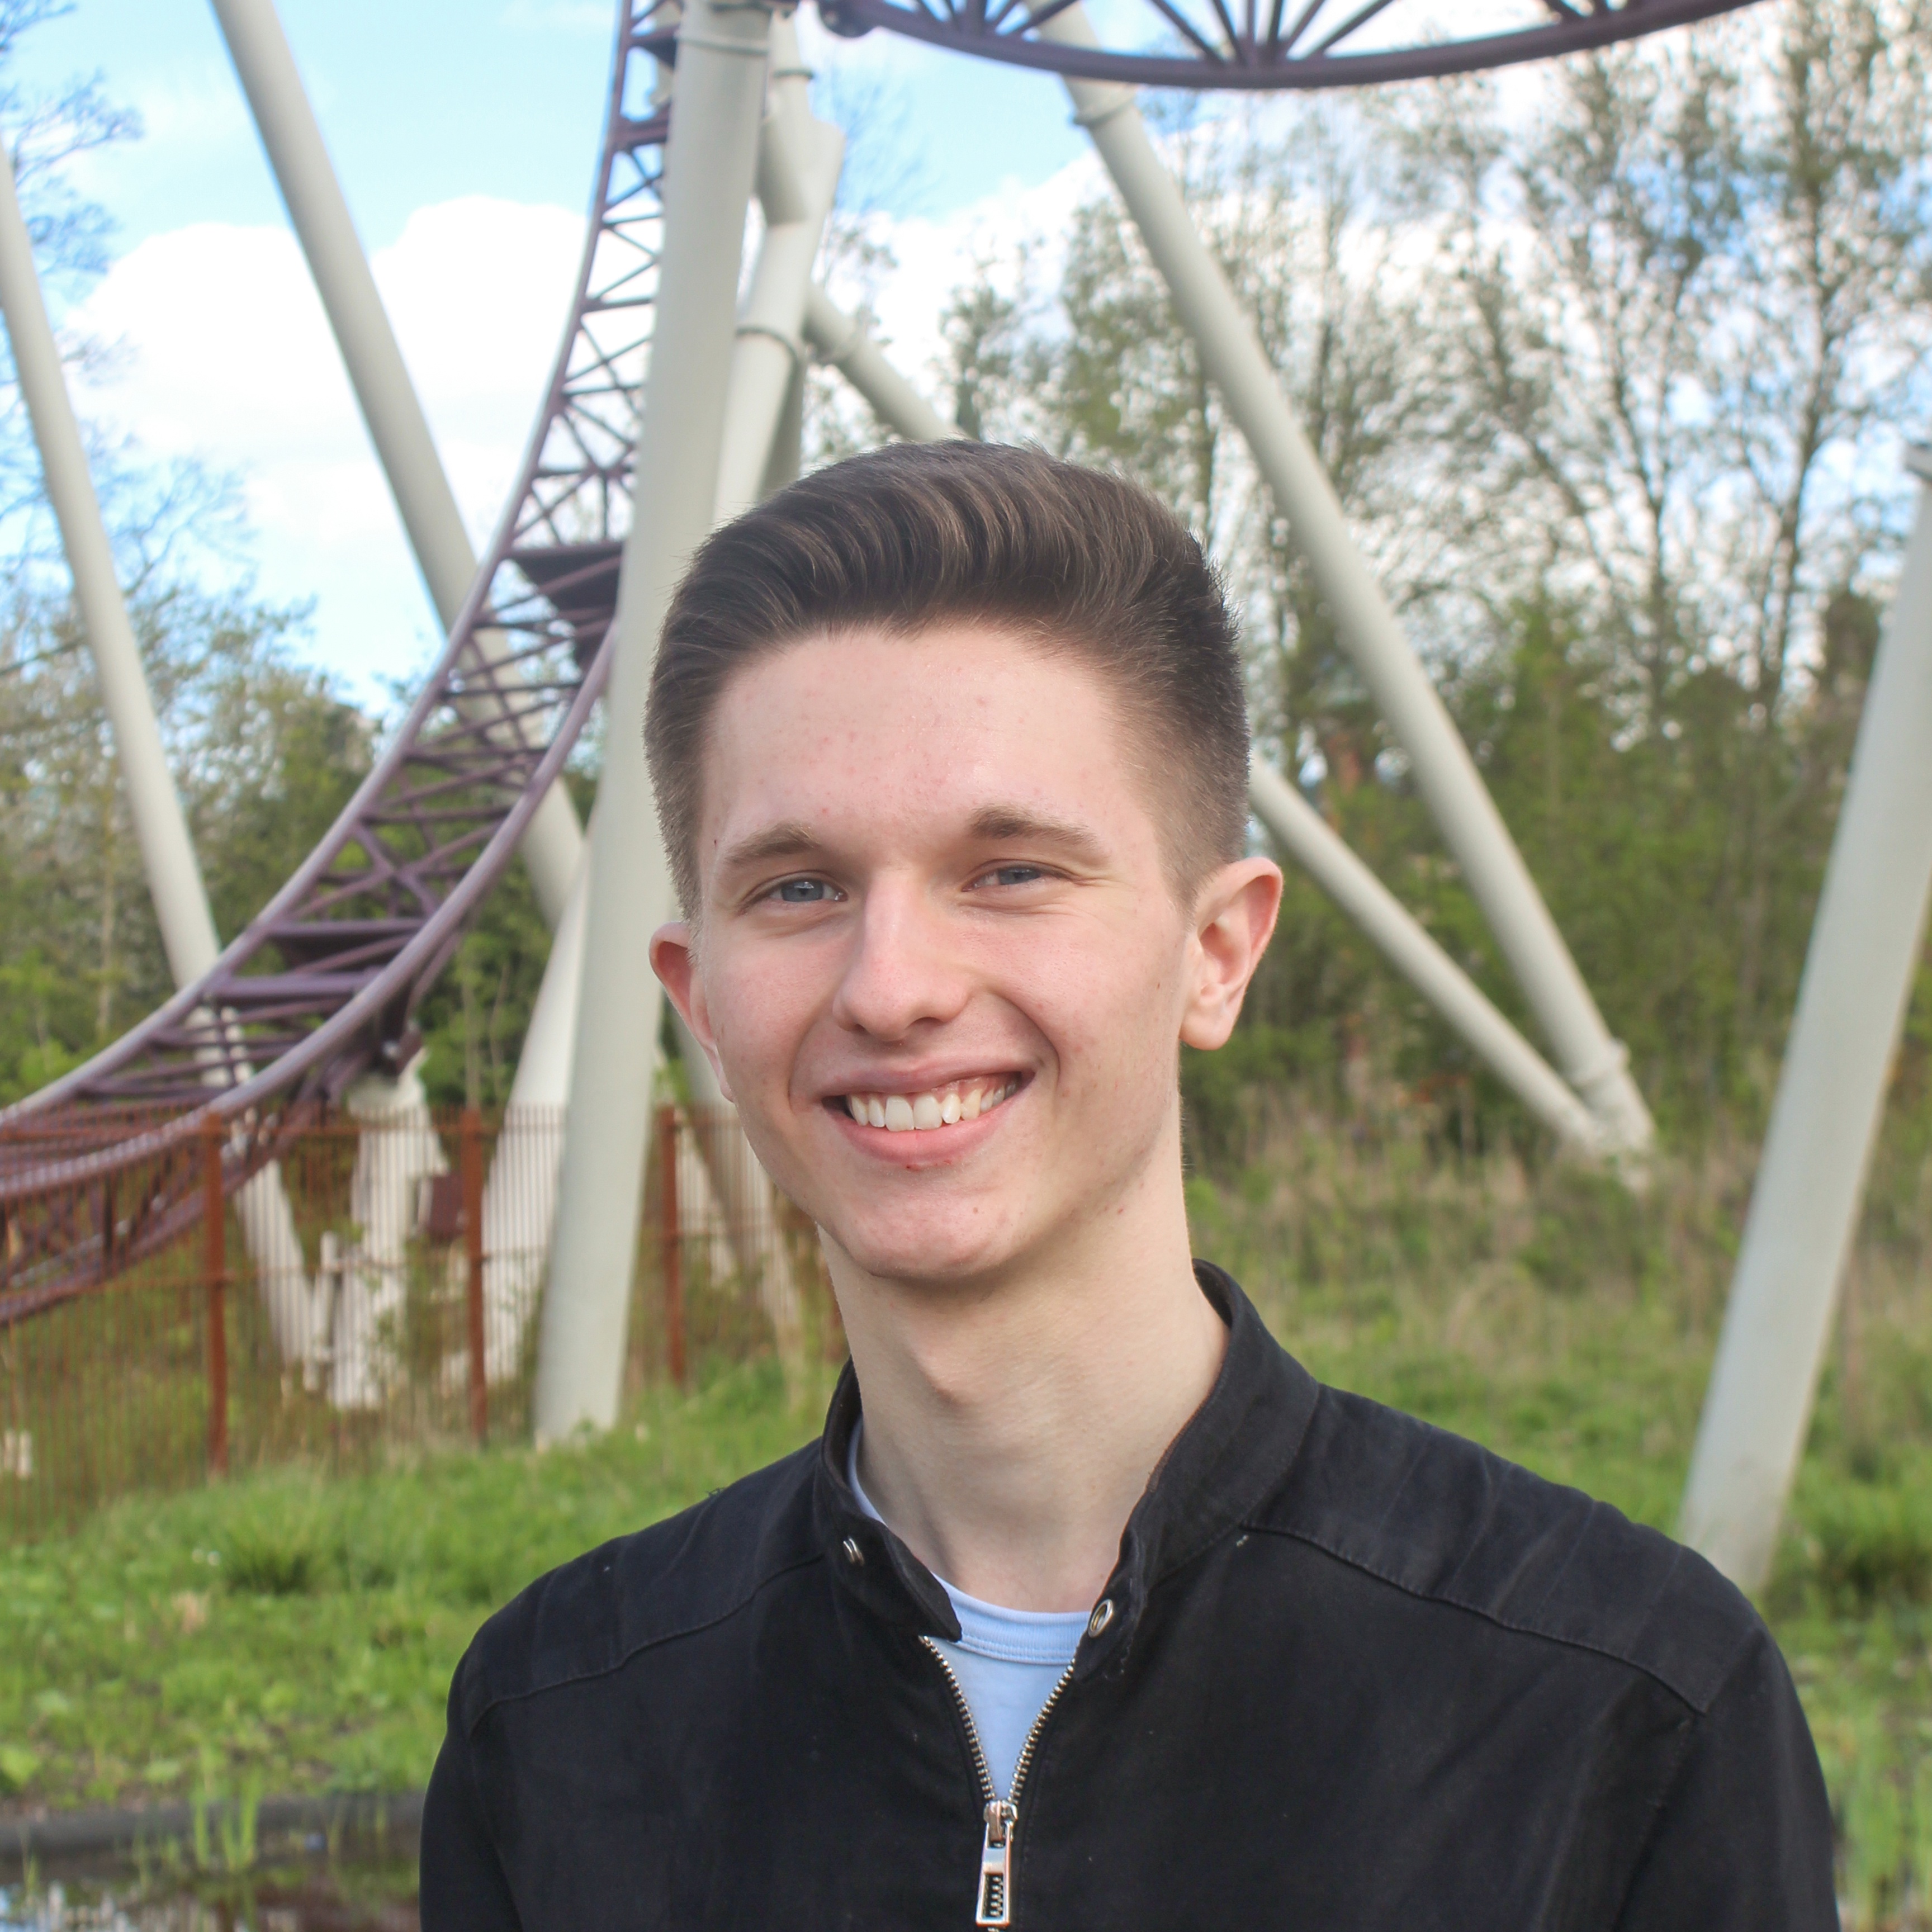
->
[422, 442, 1836, 1929]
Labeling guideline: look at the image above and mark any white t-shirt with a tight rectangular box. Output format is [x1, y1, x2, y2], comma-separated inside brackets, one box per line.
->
[849, 1428, 1087, 1799]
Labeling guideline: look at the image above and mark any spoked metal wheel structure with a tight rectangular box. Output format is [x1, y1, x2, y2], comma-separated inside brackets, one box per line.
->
[817, 0, 1764, 86]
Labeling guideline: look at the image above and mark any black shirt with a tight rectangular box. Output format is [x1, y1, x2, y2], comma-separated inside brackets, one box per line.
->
[421, 1263, 1838, 1929]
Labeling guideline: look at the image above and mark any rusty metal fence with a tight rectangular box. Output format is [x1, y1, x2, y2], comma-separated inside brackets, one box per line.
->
[0, 1105, 837, 1541]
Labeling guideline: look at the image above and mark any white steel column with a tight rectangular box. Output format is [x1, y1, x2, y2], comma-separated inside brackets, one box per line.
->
[1040, 7, 1652, 1159]
[802, 284, 964, 445]
[534, 0, 776, 1441]
[0, 143, 316, 1358]
[207, 0, 583, 930]
[671, 27, 843, 1388]
[486, 25, 841, 1395]
[1679, 448, 1932, 1592]
[0, 153, 219, 995]
[476, 860, 585, 1382]
[1247, 765, 1599, 1153]
[716, 17, 843, 519]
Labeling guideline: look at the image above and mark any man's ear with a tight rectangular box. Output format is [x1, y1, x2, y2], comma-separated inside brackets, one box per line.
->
[1180, 856, 1284, 1052]
[649, 921, 736, 1102]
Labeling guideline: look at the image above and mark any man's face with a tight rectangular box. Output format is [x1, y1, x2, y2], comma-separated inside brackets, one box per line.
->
[654, 623, 1272, 1291]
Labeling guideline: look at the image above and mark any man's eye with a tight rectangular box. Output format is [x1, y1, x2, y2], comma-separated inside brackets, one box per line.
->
[771, 878, 834, 903]
[984, 865, 1045, 888]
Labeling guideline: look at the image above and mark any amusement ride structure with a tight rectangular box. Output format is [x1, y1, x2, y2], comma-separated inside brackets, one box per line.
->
[0, 0, 1928, 1593]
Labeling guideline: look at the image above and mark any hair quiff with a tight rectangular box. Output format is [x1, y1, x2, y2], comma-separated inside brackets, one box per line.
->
[645, 440, 1249, 918]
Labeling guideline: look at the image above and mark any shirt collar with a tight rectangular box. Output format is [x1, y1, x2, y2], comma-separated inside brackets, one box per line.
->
[813, 1262, 1320, 1674]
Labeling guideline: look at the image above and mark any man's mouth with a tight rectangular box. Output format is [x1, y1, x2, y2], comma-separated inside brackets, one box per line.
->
[834, 1076, 1021, 1134]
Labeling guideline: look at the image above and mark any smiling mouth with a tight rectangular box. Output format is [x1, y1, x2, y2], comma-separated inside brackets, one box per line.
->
[832, 1076, 1022, 1134]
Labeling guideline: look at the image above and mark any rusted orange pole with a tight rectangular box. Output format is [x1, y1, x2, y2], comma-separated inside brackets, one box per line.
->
[201, 1114, 229, 1478]
[659, 1105, 685, 1388]
[461, 1106, 488, 1443]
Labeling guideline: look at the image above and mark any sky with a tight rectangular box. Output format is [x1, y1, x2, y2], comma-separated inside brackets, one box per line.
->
[19, 0, 1097, 701]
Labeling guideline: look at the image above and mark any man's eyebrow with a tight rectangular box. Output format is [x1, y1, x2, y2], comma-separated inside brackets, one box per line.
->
[715, 820, 825, 878]
[968, 806, 1110, 865]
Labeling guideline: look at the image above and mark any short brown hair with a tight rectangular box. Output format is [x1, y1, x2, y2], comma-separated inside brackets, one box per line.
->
[645, 441, 1249, 917]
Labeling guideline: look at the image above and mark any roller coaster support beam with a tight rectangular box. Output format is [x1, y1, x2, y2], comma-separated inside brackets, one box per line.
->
[491, 29, 841, 1397]
[208, 0, 583, 931]
[0, 141, 317, 1357]
[0, 150, 221, 995]
[1679, 447, 1932, 1592]
[534, 0, 776, 1442]
[1245, 765, 1600, 1154]
[667, 12, 844, 1392]
[716, 15, 843, 520]
[800, 287, 1601, 1156]
[1040, 7, 1653, 1162]
[802, 284, 965, 446]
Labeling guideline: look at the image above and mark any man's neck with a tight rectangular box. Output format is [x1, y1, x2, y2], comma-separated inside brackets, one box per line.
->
[830, 1140, 1227, 1614]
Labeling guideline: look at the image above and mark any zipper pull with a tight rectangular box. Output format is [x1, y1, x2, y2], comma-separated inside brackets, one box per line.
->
[976, 1799, 1017, 1926]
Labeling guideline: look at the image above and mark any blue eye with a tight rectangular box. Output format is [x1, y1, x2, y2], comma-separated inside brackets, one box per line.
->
[989, 865, 1044, 887]
[773, 878, 832, 903]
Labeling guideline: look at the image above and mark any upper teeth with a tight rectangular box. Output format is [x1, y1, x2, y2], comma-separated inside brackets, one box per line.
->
[845, 1079, 1018, 1132]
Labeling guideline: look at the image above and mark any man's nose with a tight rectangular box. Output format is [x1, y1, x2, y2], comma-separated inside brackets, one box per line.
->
[830, 880, 972, 1041]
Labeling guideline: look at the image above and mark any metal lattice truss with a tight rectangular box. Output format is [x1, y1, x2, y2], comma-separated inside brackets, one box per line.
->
[816, 0, 1764, 88]
[0, 1, 679, 1313]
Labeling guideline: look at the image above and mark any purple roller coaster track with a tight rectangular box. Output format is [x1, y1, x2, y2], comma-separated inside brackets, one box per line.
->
[0, 1, 679, 1318]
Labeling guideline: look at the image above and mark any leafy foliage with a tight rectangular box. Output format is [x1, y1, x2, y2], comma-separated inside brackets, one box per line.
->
[0, 589, 372, 1102]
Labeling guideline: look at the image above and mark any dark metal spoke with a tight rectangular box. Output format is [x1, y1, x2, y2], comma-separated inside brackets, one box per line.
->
[1306, 0, 1399, 55]
[847, 0, 1763, 84]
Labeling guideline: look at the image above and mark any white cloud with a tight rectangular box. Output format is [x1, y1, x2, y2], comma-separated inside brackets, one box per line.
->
[68, 196, 588, 699]
[62, 159, 1106, 703]
[828, 149, 1105, 396]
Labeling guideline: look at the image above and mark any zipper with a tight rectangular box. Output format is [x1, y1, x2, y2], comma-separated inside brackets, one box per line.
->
[921, 1635, 1076, 1929]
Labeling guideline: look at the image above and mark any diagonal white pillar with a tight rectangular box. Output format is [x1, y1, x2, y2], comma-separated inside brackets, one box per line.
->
[670, 16, 845, 1392]
[0, 142, 316, 1357]
[533, 0, 777, 1441]
[0, 153, 218, 995]
[1246, 765, 1600, 1153]
[207, 0, 584, 929]
[1038, 6, 1653, 1161]
[1679, 447, 1932, 1591]
[801, 283, 965, 447]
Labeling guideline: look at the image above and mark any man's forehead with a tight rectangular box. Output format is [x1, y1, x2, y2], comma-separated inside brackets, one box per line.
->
[699, 631, 1144, 845]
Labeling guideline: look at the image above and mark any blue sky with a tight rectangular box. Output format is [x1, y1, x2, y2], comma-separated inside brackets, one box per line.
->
[17, 1, 1093, 700]
[31, 0, 1086, 245]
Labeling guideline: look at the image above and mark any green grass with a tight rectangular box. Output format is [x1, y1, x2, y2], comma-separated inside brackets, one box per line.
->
[0, 1358, 833, 1814]
[4, 1116, 1932, 1923]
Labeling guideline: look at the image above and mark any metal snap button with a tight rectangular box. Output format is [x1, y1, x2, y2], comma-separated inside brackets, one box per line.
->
[1087, 1597, 1115, 1637]
[842, 1536, 865, 1566]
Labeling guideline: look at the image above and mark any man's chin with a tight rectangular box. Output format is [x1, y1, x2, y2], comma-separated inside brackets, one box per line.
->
[820, 1216, 1026, 1294]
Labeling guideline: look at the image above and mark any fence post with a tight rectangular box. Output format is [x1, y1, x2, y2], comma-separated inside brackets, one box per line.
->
[461, 1106, 488, 1444]
[201, 1114, 229, 1478]
[658, 1105, 685, 1389]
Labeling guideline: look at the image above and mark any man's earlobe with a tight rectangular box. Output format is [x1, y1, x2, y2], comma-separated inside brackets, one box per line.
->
[1180, 858, 1283, 1053]
[648, 922, 732, 1100]
[650, 921, 698, 1024]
